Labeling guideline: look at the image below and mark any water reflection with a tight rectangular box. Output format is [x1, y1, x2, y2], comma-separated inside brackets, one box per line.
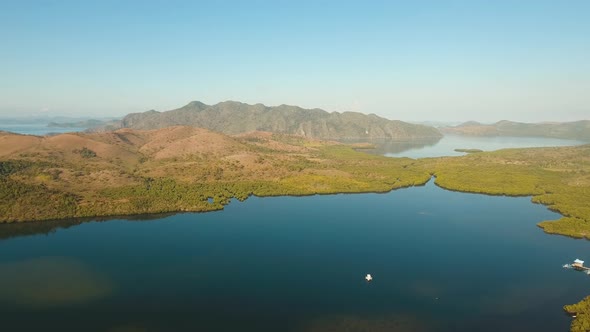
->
[381, 135, 586, 158]
[0, 256, 112, 307]
[341, 137, 442, 156]
[343, 135, 586, 159]
[0, 213, 177, 240]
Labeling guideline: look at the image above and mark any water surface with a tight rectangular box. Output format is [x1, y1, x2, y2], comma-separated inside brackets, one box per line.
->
[0, 123, 86, 136]
[377, 135, 586, 158]
[0, 181, 586, 332]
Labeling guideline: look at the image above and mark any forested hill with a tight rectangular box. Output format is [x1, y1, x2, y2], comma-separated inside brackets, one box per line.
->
[94, 101, 442, 140]
[441, 120, 590, 141]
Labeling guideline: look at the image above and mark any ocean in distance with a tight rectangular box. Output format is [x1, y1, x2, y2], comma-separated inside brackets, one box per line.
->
[0, 123, 87, 136]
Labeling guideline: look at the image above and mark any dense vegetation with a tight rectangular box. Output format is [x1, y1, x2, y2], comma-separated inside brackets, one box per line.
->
[74, 147, 97, 158]
[565, 296, 590, 332]
[1, 160, 40, 176]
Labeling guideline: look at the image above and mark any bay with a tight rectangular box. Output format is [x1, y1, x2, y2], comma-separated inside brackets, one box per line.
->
[0, 180, 586, 331]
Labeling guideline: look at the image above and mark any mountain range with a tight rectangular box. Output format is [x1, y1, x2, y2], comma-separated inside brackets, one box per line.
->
[94, 101, 442, 140]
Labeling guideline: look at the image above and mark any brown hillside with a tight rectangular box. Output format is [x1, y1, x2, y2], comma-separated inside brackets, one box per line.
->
[0, 126, 253, 163]
[137, 126, 246, 160]
[0, 132, 41, 157]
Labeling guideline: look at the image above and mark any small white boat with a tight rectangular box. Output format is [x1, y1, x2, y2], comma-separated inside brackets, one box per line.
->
[365, 274, 373, 282]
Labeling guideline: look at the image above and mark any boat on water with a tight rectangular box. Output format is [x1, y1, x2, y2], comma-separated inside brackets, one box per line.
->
[563, 259, 590, 275]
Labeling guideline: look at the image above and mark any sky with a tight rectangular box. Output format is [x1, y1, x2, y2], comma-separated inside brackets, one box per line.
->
[1, 0, 589, 122]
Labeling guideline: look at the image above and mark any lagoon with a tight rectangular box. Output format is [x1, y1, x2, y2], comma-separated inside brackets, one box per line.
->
[0, 180, 586, 331]
[378, 135, 586, 158]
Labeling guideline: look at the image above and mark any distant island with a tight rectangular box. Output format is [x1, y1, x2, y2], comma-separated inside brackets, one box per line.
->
[454, 148, 483, 153]
[93, 101, 443, 140]
[47, 119, 110, 129]
[441, 120, 590, 141]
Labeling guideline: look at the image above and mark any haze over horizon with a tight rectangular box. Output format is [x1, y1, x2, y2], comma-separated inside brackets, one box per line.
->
[1, 1, 589, 123]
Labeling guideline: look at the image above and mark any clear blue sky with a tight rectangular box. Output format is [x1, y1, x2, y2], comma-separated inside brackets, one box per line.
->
[1, 0, 588, 122]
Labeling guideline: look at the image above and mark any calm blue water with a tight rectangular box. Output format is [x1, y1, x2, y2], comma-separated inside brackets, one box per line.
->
[0, 180, 587, 331]
[382, 135, 586, 158]
[0, 124, 86, 136]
